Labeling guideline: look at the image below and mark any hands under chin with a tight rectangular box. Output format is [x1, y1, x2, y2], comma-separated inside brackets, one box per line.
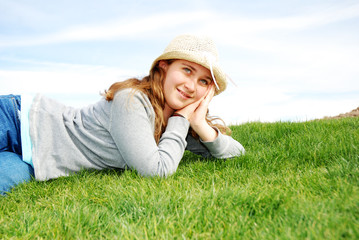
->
[175, 85, 218, 142]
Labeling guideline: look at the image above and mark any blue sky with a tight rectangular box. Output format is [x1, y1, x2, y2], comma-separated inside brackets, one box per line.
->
[0, 0, 358, 123]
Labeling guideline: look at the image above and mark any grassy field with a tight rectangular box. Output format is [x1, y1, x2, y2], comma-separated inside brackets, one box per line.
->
[1, 117, 358, 239]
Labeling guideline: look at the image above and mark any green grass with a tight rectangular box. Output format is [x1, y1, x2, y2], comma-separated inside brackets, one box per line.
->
[1, 117, 358, 239]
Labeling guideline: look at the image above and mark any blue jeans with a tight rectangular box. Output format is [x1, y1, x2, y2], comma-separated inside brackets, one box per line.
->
[0, 95, 34, 195]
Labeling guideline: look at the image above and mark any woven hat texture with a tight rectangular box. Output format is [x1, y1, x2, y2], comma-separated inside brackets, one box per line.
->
[151, 34, 227, 95]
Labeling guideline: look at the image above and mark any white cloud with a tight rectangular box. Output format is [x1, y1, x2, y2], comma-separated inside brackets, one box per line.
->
[0, 11, 212, 47]
[208, 3, 359, 48]
[3, 2, 357, 48]
[0, 61, 136, 95]
[210, 86, 359, 124]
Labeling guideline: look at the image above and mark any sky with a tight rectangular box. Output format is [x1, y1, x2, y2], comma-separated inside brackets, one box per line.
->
[0, 0, 358, 124]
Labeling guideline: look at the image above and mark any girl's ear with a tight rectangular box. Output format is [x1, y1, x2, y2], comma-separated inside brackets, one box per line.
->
[158, 60, 168, 70]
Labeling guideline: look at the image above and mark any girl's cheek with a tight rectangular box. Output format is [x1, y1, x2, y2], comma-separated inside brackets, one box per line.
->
[198, 88, 208, 98]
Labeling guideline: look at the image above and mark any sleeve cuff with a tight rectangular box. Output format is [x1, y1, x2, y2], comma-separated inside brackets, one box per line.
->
[167, 116, 190, 137]
[199, 127, 226, 153]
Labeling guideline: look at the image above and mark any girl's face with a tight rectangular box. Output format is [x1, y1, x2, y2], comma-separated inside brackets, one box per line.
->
[160, 60, 212, 111]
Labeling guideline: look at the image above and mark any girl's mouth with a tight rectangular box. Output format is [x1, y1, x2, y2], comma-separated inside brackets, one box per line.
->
[177, 88, 192, 99]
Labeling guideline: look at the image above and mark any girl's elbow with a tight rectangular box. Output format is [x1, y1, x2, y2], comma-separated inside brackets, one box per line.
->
[135, 166, 176, 178]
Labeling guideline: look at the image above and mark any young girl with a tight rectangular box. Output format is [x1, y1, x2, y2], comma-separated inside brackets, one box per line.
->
[0, 34, 245, 195]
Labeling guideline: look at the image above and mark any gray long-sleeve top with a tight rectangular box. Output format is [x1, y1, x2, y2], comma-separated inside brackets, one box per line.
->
[30, 88, 245, 181]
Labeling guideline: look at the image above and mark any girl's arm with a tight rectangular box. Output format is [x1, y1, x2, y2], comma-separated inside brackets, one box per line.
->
[109, 90, 190, 177]
[185, 129, 245, 159]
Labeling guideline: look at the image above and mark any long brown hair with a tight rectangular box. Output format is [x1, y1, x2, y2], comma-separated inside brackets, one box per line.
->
[103, 60, 231, 143]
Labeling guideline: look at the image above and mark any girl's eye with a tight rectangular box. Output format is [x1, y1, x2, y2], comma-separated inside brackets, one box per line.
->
[183, 68, 191, 74]
[199, 79, 210, 85]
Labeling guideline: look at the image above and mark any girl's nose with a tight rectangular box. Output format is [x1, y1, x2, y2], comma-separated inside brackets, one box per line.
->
[184, 78, 195, 92]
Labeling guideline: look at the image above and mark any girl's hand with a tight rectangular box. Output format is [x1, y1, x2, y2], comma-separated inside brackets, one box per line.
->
[175, 84, 218, 141]
[188, 84, 215, 127]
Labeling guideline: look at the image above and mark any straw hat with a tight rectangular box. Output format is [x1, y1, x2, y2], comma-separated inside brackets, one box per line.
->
[151, 34, 227, 95]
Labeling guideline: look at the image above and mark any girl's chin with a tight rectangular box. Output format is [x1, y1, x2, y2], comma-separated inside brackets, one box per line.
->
[165, 102, 183, 112]
[166, 98, 196, 111]
[170, 102, 191, 110]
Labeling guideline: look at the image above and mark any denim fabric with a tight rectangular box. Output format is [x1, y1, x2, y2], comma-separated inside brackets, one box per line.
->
[0, 95, 34, 195]
[0, 152, 34, 195]
[0, 95, 22, 154]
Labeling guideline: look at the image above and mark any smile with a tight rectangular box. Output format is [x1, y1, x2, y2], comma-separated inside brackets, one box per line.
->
[177, 88, 192, 99]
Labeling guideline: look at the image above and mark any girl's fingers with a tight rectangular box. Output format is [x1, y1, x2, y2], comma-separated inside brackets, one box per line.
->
[194, 84, 214, 115]
[202, 84, 215, 106]
[207, 84, 215, 100]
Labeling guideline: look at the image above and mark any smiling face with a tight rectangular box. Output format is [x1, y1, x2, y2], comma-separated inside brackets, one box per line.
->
[160, 60, 212, 112]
